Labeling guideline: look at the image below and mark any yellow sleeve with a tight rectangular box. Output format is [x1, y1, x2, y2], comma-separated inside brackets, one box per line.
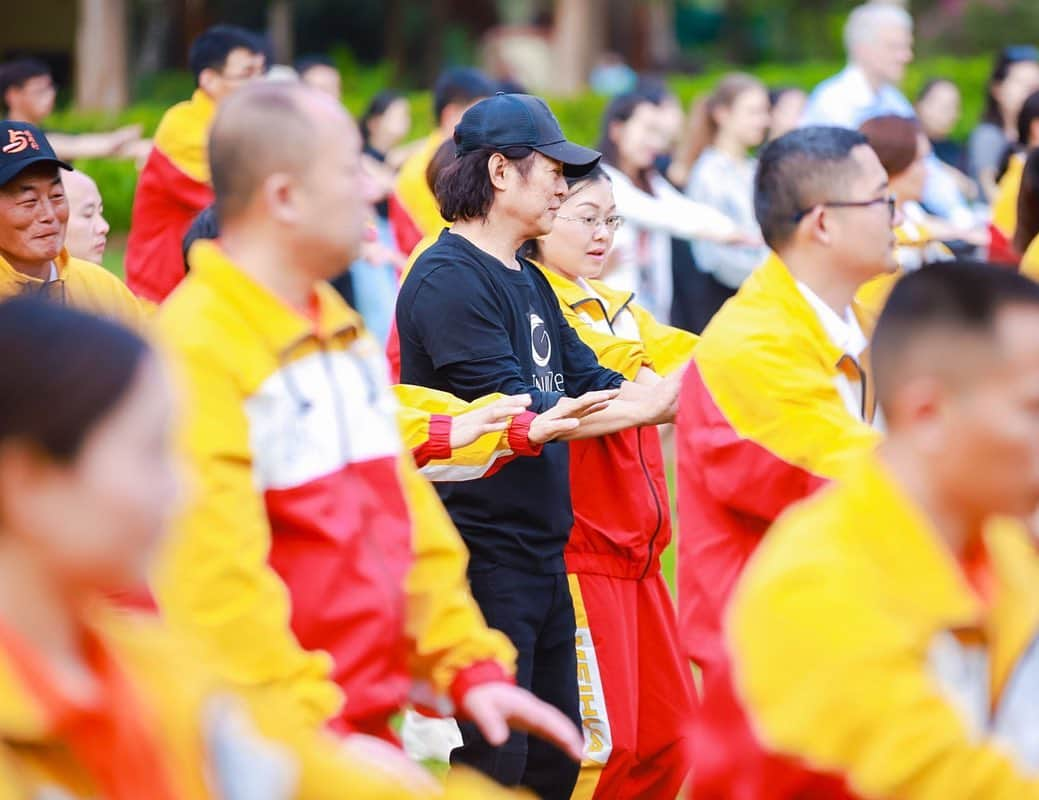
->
[394, 384, 531, 479]
[728, 552, 1039, 800]
[628, 302, 698, 377]
[152, 343, 343, 728]
[397, 453, 517, 705]
[558, 304, 652, 380]
[154, 93, 212, 183]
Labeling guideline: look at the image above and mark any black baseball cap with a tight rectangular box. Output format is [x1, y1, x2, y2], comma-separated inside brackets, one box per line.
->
[0, 122, 72, 186]
[454, 93, 601, 178]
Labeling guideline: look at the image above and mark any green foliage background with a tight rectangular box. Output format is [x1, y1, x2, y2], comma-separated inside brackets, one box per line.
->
[58, 54, 992, 234]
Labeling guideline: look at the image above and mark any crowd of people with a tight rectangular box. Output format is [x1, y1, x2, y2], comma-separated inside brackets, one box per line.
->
[3, 2, 1039, 799]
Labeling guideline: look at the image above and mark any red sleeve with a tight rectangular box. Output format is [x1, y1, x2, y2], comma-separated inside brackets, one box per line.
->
[450, 660, 514, 713]
[388, 194, 424, 257]
[412, 414, 452, 467]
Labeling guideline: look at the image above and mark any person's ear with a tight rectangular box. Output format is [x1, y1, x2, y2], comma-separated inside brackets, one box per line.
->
[261, 172, 299, 224]
[800, 205, 832, 247]
[487, 153, 510, 191]
[198, 67, 221, 99]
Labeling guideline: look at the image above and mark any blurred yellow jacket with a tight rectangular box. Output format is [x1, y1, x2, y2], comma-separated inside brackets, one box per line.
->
[394, 133, 449, 239]
[992, 151, 1025, 238]
[728, 454, 1039, 799]
[154, 240, 515, 736]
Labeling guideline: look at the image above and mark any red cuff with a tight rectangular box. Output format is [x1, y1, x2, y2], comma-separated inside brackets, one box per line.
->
[412, 414, 452, 467]
[507, 410, 543, 457]
[450, 660, 514, 713]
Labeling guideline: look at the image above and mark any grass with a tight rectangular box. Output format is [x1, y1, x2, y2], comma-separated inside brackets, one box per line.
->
[101, 236, 127, 280]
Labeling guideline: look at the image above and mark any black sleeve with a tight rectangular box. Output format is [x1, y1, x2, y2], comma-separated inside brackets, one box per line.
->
[534, 273, 625, 396]
[407, 266, 564, 411]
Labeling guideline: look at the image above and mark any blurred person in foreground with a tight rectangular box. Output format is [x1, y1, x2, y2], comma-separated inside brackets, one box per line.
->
[125, 25, 265, 303]
[155, 80, 584, 770]
[802, 3, 974, 229]
[676, 126, 897, 797]
[391, 68, 495, 254]
[523, 165, 699, 799]
[0, 297, 506, 800]
[0, 122, 144, 327]
[725, 262, 1039, 799]
[0, 58, 143, 161]
[62, 169, 110, 265]
[396, 92, 677, 797]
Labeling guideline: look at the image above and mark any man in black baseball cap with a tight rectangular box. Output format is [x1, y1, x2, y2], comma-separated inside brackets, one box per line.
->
[395, 95, 672, 797]
[0, 121, 144, 326]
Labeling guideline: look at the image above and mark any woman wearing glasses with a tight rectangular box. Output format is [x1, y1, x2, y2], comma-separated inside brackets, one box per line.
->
[522, 166, 699, 800]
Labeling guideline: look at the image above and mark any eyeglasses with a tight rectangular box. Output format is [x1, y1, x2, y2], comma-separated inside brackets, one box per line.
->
[555, 214, 625, 232]
[792, 195, 897, 223]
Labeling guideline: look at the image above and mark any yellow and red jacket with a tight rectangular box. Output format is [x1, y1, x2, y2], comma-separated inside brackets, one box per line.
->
[0, 248, 147, 330]
[676, 252, 882, 671]
[727, 455, 1039, 799]
[154, 240, 516, 735]
[0, 604, 465, 800]
[391, 133, 448, 254]
[1021, 234, 1039, 281]
[990, 152, 1026, 264]
[126, 90, 216, 303]
[538, 266, 697, 579]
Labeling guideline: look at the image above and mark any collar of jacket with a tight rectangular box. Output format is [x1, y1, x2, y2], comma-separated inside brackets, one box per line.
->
[751, 252, 880, 368]
[186, 239, 361, 355]
[0, 247, 73, 293]
[535, 262, 636, 326]
[847, 454, 1039, 697]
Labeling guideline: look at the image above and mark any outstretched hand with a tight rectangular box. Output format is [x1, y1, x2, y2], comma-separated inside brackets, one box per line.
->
[462, 682, 585, 762]
[450, 395, 533, 450]
[528, 389, 619, 444]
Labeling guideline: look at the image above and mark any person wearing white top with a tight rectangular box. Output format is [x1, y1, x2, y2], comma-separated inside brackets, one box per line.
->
[595, 93, 745, 324]
[802, 2, 974, 229]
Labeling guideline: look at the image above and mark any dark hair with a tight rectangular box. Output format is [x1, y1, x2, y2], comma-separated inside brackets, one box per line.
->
[183, 205, 220, 269]
[435, 146, 535, 222]
[634, 74, 673, 105]
[189, 25, 263, 83]
[360, 90, 406, 145]
[433, 68, 495, 123]
[1015, 148, 1039, 254]
[518, 166, 613, 261]
[293, 54, 334, 75]
[596, 92, 658, 192]
[982, 46, 1039, 127]
[873, 259, 1039, 409]
[768, 86, 800, 107]
[425, 139, 457, 193]
[0, 58, 51, 112]
[859, 115, 922, 177]
[916, 77, 956, 105]
[0, 298, 149, 462]
[754, 126, 869, 251]
[997, 89, 1039, 183]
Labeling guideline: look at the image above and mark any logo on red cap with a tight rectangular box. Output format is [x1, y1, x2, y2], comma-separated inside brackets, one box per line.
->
[2, 130, 40, 155]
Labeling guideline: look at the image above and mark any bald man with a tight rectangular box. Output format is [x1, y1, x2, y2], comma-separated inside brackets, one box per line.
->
[154, 83, 584, 773]
[61, 169, 110, 265]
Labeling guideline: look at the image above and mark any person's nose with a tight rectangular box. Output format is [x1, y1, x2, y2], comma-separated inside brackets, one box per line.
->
[98, 213, 110, 236]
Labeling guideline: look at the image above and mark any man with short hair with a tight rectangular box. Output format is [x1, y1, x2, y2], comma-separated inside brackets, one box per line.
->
[676, 125, 896, 796]
[726, 261, 1039, 798]
[156, 82, 584, 775]
[396, 92, 679, 798]
[0, 58, 143, 161]
[802, 2, 972, 226]
[0, 121, 144, 327]
[390, 67, 495, 254]
[125, 24, 265, 302]
[62, 168, 110, 265]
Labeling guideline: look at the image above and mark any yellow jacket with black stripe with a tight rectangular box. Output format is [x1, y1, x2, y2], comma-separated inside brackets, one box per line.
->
[154, 240, 516, 734]
[727, 454, 1039, 799]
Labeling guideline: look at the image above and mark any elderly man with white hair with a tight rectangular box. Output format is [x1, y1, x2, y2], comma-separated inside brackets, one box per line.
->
[802, 2, 975, 228]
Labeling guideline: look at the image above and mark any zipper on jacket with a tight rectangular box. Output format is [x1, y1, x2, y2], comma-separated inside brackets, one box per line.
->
[637, 427, 664, 580]
[319, 344, 352, 463]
